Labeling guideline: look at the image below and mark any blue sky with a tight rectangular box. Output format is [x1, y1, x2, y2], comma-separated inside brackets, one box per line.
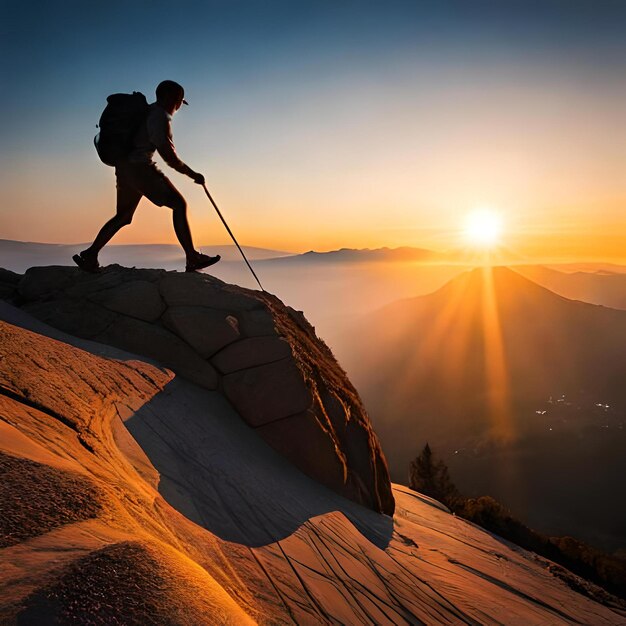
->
[1, 1, 625, 255]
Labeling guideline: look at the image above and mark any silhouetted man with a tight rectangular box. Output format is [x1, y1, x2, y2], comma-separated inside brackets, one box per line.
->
[74, 80, 220, 273]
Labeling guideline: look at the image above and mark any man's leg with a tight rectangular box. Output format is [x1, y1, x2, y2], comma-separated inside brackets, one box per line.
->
[167, 194, 220, 270]
[137, 163, 220, 271]
[167, 194, 196, 260]
[81, 179, 141, 262]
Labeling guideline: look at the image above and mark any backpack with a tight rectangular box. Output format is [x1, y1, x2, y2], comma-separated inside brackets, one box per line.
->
[94, 92, 149, 166]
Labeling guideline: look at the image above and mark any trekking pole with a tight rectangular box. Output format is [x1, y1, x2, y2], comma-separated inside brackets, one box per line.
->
[201, 184, 265, 292]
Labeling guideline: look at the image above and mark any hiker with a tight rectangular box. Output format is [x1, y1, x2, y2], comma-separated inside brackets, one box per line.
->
[74, 80, 220, 273]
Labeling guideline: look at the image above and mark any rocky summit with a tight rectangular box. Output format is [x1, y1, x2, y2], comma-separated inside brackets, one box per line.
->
[1, 264, 394, 515]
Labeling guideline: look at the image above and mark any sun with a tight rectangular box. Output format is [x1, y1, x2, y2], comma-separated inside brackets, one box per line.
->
[463, 209, 503, 248]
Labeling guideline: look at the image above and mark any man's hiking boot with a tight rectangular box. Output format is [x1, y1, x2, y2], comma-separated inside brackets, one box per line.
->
[186, 253, 221, 273]
[72, 251, 100, 273]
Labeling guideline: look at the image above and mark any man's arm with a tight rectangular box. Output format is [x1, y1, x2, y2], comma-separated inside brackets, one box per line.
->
[148, 109, 204, 183]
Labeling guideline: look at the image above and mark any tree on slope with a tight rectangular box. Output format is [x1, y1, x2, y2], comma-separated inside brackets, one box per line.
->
[408, 443, 461, 510]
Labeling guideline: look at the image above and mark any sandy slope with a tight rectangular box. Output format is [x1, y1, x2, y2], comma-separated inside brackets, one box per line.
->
[1, 305, 624, 624]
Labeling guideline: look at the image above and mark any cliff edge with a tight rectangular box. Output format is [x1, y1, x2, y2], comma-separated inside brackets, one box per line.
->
[0, 265, 394, 515]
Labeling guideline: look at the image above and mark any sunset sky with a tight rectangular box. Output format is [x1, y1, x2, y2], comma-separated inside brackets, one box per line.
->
[2, 1, 625, 260]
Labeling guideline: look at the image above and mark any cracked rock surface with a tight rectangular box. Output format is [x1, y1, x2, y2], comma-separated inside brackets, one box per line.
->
[4, 265, 394, 515]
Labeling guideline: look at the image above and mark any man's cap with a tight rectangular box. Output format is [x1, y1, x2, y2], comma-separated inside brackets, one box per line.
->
[156, 80, 188, 105]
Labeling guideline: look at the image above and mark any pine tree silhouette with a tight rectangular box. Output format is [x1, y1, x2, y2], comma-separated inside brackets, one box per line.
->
[409, 443, 461, 510]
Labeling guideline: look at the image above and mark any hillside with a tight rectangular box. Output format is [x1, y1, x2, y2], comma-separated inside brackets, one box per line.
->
[331, 266, 626, 550]
[336, 265, 626, 428]
[1, 296, 624, 624]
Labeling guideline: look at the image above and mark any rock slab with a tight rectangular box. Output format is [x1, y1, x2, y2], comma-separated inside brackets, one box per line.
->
[6, 264, 394, 515]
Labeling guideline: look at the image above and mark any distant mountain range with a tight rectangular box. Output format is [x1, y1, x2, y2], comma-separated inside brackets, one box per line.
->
[0, 240, 448, 271]
[0, 239, 292, 273]
[332, 266, 626, 551]
[516, 264, 626, 310]
[2, 239, 625, 329]
[260, 246, 442, 264]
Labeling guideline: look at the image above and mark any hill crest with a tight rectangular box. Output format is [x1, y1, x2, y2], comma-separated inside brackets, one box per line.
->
[1, 263, 394, 516]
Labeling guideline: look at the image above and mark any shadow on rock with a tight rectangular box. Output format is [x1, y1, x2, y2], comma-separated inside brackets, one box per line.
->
[123, 377, 393, 549]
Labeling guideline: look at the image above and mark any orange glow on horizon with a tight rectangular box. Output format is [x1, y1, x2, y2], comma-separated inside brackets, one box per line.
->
[4, 166, 622, 263]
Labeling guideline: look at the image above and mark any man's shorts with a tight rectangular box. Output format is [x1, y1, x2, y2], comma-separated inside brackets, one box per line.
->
[115, 161, 184, 211]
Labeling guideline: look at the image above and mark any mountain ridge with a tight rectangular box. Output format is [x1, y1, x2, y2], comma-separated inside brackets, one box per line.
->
[289, 246, 440, 263]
